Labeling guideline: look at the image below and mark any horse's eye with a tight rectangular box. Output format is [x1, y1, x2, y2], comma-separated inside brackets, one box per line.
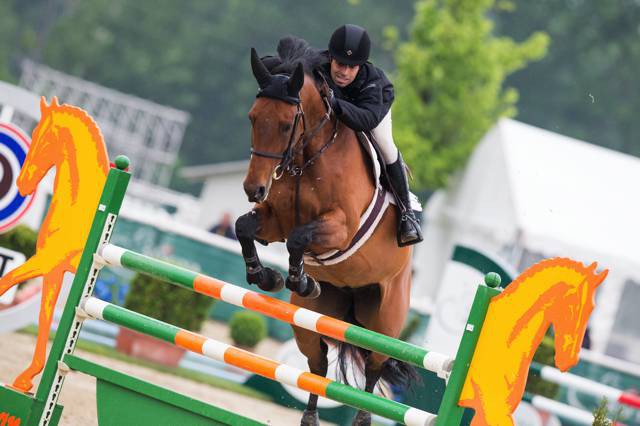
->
[281, 123, 292, 133]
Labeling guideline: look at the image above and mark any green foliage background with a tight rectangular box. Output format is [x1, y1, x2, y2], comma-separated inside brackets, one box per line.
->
[1, 0, 414, 190]
[393, 0, 548, 189]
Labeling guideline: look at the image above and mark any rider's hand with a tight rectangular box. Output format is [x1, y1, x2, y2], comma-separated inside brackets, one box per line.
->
[319, 79, 340, 114]
[325, 87, 340, 113]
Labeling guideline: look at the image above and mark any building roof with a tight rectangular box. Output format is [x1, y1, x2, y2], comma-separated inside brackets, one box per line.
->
[180, 160, 249, 181]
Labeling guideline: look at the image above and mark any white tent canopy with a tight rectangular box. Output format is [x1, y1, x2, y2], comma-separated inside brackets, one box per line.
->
[414, 118, 640, 356]
[500, 119, 639, 271]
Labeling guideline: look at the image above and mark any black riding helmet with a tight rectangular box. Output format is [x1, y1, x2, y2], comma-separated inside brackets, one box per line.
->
[328, 24, 371, 66]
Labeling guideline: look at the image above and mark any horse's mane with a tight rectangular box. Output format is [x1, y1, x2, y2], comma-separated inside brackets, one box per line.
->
[51, 104, 105, 147]
[270, 36, 325, 77]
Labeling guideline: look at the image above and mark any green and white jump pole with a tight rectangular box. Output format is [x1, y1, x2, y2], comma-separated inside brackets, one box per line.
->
[81, 296, 436, 426]
[98, 244, 454, 376]
[95, 244, 500, 425]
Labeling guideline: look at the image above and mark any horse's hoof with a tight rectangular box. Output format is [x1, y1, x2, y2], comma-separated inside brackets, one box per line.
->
[351, 410, 371, 426]
[300, 409, 320, 426]
[296, 274, 321, 299]
[11, 376, 34, 393]
[246, 268, 262, 286]
[257, 267, 284, 292]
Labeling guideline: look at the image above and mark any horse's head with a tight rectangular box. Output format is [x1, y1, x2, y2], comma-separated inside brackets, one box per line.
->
[18, 97, 63, 195]
[551, 263, 607, 371]
[244, 48, 306, 203]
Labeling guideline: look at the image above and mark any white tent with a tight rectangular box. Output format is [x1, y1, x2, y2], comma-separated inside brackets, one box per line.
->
[413, 118, 640, 359]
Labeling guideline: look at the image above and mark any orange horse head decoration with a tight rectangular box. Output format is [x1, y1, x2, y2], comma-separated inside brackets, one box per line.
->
[0, 97, 109, 392]
[460, 258, 607, 425]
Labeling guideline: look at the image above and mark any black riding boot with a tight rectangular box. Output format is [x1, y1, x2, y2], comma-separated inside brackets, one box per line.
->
[385, 154, 423, 247]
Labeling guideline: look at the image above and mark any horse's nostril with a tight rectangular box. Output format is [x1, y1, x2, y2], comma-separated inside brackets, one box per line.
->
[254, 186, 266, 202]
[244, 184, 267, 203]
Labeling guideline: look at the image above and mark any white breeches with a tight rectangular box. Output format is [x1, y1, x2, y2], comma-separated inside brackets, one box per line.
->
[370, 110, 398, 164]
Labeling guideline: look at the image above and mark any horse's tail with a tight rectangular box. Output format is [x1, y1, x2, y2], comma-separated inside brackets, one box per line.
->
[336, 343, 419, 391]
[336, 307, 420, 394]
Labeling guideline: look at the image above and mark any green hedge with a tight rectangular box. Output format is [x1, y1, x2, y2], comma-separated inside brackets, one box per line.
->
[229, 311, 267, 348]
[525, 335, 560, 398]
[0, 225, 38, 258]
[124, 271, 214, 331]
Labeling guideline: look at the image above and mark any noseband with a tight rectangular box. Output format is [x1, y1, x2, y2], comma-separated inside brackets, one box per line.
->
[250, 94, 338, 180]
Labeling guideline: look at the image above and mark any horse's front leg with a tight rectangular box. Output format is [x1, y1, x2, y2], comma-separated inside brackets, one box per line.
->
[235, 207, 284, 292]
[285, 210, 349, 298]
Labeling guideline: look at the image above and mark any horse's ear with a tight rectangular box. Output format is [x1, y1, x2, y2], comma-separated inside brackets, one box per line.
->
[51, 96, 60, 107]
[594, 269, 608, 287]
[251, 48, 271, 89]
[40, 96, 49, 113]
[287, 62, 304, 96]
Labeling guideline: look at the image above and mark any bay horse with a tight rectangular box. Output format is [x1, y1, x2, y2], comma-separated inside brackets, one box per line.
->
[459, 258, 607, 425]
[0, 97, 109, 392]
[235, 40, 415, 425]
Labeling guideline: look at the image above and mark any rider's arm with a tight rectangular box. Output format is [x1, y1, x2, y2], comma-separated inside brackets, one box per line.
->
[333, 83, 384, 132]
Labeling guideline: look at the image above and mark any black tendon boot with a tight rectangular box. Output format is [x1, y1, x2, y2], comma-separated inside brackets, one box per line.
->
[385, 154, 423, 246]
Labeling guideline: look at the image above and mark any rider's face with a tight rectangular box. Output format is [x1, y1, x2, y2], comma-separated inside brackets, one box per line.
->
[330, 59, 360, 88]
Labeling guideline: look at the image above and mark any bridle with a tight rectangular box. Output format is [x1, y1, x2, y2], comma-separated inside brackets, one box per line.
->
[250, 93, 338, 180]
[249, 87, 339, 226]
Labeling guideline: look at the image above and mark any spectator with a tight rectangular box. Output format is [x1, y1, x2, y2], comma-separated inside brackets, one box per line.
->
[582, 327, 591, 350]
[209, 212, 236, 240]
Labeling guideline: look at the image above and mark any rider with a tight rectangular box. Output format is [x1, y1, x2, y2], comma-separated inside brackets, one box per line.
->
[318, 24, 422, 246]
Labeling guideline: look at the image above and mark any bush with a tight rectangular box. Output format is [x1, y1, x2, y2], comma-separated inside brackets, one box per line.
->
[0, 225, 38, 258]
[124, 272, 214, 331]
[593, 397, 624, 425]
[525, 334, 559, 398]
[399, 312, 421, 342]
[229, 311, 267, 348]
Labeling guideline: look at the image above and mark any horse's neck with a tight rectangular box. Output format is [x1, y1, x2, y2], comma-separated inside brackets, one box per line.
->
[51, 122, 107, 205]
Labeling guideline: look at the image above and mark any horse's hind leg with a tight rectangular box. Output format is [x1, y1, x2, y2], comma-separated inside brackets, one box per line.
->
[351, 359, 383, 426]
[235, 209, 284, 292]
[352, 267, 413, 425]
[291, 283, 352, 426]
[298, 336, 328, 426]
[12, 268, 64, 392]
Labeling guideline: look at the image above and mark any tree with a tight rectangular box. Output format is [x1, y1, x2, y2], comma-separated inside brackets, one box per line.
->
[393, 0, 548, 190]
[0, 2, 18, 82]
[494, 1, 640, 157]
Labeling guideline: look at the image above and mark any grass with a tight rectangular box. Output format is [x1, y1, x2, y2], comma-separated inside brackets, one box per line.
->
[20, 325, 270, 401]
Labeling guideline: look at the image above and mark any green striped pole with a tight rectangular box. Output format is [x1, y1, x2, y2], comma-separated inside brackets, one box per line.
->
[435, 273, 502, 425]
[82, 297, 437, 426]
[99, 244, 454, 377]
